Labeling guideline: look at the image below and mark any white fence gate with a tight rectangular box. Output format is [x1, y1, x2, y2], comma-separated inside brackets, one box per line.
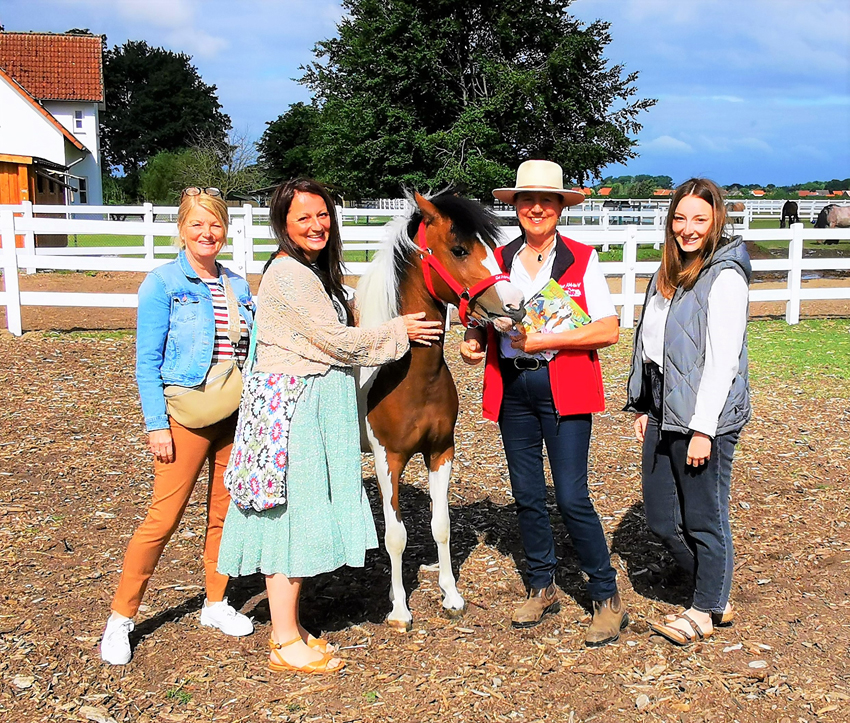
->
[1, 202, 849, 337]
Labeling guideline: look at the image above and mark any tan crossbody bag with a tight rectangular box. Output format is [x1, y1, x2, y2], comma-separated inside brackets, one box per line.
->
[163, 274, 244, 429]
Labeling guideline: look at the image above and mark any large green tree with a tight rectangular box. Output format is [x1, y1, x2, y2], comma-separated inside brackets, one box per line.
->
[300, 0, 655, 198]
[257, 102, 320, 182]
[101, 41, 231, 176]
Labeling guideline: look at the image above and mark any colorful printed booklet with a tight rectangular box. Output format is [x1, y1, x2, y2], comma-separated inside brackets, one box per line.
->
[503, 279, 591, 361]
[521, 278, 591, 334]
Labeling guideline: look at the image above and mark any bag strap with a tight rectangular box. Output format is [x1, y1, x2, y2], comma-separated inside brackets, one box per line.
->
[244, 314, 260, 375]
[220, 272, 243, 345]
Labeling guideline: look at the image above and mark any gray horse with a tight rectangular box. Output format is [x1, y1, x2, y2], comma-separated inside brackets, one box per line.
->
[814, 204, 850, 244]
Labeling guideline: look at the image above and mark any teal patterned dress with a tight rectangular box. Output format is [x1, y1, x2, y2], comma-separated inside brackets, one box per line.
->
[217, 366, 378, 578]
[216, 257, 408, 579]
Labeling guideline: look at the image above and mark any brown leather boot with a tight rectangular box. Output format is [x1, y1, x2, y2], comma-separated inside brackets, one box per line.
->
[585, 592, 629, 647]
[511, 583, 560, 628]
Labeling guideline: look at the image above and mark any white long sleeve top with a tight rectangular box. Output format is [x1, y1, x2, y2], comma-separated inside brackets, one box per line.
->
[641, 268, 749, 437]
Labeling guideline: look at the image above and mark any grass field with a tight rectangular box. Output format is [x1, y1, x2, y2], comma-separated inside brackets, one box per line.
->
[747, 318, 850, 394]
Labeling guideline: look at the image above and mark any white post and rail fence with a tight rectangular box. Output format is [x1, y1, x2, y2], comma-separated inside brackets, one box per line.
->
[1, 202, 849, 337]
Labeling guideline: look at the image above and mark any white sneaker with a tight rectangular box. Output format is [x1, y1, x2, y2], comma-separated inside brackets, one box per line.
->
[100, 614, 134, 665]
[199, 597, 254, 637]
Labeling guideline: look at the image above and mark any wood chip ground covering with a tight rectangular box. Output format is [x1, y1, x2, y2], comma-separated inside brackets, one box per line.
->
[1, 312, 849, 722]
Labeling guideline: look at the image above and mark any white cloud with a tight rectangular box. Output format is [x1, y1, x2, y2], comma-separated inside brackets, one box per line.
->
[711, 96, 745, 104]
[167, 28, 230, 59]
[82, 0, 196, 29]
[640, 136, 694, 154]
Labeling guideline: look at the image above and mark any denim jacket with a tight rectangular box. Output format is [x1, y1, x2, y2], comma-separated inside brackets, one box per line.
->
[136, 250, 254, 431]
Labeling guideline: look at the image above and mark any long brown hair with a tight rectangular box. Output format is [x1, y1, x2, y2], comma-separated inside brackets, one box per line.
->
[266, 178, 352, 325]
[656, 178, 729, 299]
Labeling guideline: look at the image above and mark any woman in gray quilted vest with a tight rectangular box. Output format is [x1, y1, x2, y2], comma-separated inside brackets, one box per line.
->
[625, 177, 751, 647]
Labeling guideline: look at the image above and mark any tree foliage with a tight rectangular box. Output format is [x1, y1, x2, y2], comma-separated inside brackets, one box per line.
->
[257, 102, 319, 182]
[300, 0, 655, 198]
[138, 150, 190, 204]
[138, 132, 269, 203]
[101, 41, 231, 175]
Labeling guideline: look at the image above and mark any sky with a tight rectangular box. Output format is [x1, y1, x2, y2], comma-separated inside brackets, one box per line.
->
[2, 0, 848, 187]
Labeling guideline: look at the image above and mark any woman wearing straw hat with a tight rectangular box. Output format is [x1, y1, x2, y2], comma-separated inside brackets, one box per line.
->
[460, 160, 628, 647]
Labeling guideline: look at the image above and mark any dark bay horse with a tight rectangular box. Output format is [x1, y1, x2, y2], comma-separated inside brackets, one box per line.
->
[780, 201, 800, 228]
[356, 192, 525, 631]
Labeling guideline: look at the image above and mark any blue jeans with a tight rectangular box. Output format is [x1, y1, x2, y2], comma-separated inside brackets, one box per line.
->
[641, 415, 738, 614]
[498, 364, 617, 600]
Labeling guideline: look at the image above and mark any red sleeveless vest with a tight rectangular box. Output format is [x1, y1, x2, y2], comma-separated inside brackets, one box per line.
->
[481, 235, 606, 421]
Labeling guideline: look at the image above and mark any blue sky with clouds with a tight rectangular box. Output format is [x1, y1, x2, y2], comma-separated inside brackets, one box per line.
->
[3, 0, 848, 186]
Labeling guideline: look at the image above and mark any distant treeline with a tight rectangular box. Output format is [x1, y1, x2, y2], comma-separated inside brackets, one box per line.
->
[593, 176, 850, 199]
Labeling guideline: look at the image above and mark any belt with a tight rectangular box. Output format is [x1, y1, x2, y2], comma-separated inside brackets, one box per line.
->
[505, 356, 549, 371]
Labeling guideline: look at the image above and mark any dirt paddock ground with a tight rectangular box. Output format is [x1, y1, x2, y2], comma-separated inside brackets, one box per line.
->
[0, 272, 849, 723]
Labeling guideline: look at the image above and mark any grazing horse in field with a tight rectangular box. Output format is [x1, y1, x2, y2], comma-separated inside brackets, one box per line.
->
[780, 201, 801, 228]
[815, 204, 850, 243]
[356, 192, 525, 631]
[815, 204, 850, 229]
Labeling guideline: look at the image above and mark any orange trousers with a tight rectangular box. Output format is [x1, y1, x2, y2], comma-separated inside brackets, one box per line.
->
[111, 414, 237, 618]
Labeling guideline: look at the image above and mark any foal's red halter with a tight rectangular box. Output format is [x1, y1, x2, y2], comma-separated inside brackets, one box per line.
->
[417, 221, 510, 327]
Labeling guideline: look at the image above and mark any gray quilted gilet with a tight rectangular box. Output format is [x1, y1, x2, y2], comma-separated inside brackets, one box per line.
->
[625, 235, 752, 435]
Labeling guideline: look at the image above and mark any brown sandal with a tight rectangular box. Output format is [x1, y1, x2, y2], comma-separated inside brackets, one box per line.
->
[268, 637, 345, 674]
[649, 612, 712, 647]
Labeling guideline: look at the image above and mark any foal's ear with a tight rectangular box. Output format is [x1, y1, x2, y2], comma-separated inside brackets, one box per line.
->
[414, 193, 442, 226]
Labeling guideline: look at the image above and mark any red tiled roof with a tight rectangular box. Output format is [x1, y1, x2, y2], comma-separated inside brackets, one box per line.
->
[598, 187, 612, 196]
[653, 189, 673, 196]
[0, 67, 87, 153]
[0, 32, 103, 103]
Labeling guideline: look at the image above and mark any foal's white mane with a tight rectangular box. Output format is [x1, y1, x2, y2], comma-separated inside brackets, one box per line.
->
[355, 208, 419, 329]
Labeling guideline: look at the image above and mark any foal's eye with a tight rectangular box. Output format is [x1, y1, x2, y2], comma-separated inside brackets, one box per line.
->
[450, 246, 469, 258]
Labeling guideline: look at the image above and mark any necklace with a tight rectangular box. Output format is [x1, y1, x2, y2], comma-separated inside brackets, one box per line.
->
[528, 237, 556, 263]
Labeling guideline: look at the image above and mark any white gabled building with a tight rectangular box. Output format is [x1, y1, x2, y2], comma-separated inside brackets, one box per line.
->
[0, 31, 104, 207]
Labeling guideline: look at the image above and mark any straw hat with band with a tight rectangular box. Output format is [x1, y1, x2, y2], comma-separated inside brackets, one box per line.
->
[493, 160, 586, 207]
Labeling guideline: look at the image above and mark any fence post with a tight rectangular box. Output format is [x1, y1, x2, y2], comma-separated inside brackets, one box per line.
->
[22, 201, 36, 274]
[229, 207, 248, 278]
[143, 202, 155, 260]
[620, 225, 638, 329]
[1, 210, 23, 336]
[786, 223, 803, 325]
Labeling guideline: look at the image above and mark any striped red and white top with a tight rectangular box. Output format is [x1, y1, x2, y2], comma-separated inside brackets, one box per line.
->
[202, 279, 249, 366]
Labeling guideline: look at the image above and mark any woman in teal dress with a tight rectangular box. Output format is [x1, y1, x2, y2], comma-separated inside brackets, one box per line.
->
[217, 178, 441, 674]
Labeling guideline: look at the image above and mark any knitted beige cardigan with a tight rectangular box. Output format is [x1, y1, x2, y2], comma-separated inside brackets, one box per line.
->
[254, 256, 409, 377]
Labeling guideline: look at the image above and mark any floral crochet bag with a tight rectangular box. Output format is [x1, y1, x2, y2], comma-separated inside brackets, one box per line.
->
[223, 318, 305, 511]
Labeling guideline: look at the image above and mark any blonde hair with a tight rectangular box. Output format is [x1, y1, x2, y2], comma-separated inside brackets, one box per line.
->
[174, 193, 230, 249]
[656, 178, 729, 299]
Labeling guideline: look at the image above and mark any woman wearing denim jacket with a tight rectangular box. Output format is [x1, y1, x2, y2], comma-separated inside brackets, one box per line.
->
[101, 189, 256, 665]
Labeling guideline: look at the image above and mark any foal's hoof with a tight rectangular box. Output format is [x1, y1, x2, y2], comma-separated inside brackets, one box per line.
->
[443, 603, 467, 620]
[386, 617, 413, 633]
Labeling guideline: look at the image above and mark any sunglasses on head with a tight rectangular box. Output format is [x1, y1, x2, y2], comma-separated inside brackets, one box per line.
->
[182, 186, 222, 199]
